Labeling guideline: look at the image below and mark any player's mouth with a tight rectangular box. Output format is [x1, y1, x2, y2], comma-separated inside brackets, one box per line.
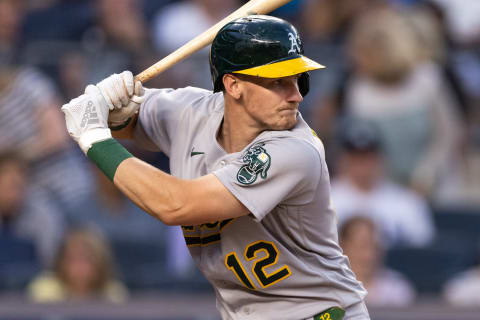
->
[278, 106, 299, 114]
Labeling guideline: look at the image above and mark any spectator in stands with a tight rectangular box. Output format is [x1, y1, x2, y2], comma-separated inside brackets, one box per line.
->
[405, 2, 480, 207]
[443, 253, 480, 307]
[68, 165, 194, 277]
[434, 109, 480, 207]
[0, 0, 23, 62]
[57, 50, 89, 99]
[0, 151, 64, 266]
[298, 0, 381, 121]
[85, 0, 152, 82]
[69, 164, 167, 243]
[0, 63, 94, 214]
[95, 0, 148, 54]
[312, 4, 463, 198]
[340, 216, 416, 307]
[27, 227, 128, 303]
[20, 0, 153, 92]
[0, 0, 94, 214]
[300, 0, 381, 44]
[152, 0, 238, 53]
[330, 119, 435, 248]
[428, 0, 480, 47]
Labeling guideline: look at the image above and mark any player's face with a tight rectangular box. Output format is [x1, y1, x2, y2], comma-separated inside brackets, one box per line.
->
[236, 74, 304, 131]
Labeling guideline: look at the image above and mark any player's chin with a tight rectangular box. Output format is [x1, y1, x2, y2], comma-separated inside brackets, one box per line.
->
[271, 113, 297, 130]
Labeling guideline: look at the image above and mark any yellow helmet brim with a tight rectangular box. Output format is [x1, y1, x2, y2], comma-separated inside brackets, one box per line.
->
[233, 56, 325, 78]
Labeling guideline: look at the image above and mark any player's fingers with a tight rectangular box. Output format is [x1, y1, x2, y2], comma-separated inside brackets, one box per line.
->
[111, 73, 129, 108]
[98, 75, 122, 110]
[134, 80, 145, 96]
[95, 80, 115, 110]
[97, 73, 123, 109]
[131, 82, 145, 104]
[121, 71, 134, 96]
[131, 95, 144, 104]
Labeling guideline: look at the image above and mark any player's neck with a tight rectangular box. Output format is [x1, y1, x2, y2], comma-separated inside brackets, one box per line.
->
[219, 105, 264, 154]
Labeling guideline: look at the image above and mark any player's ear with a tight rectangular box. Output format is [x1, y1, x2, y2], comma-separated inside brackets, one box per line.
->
[223, 74, 242, 99]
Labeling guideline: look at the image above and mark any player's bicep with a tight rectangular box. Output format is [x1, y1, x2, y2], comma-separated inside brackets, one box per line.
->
[214, 140, 322, 221]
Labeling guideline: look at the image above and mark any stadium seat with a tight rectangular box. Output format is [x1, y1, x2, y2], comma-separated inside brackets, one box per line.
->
[0, 234, 40, 290]
[385, 233, 478, 294]
[110, 239, 167, 289]
[110, 239, 211, 292]
[433, 207, 480, 242]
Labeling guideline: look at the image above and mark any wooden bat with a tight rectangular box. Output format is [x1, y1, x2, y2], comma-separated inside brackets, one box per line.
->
[135, 0, 294, 83]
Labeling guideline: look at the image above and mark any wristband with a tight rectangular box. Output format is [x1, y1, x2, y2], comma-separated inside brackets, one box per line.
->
[110, 117, 133, 131]
[87, 138, 133, 181]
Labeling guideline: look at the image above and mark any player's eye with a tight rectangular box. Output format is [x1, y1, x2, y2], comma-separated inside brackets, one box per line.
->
[264, 79, 282, 88]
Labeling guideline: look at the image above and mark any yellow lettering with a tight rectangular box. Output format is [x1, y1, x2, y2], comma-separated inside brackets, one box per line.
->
[320, 313, 331, 320]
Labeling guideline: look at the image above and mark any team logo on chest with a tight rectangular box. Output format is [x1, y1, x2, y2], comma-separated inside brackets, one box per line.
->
[237, 143, 271, 185]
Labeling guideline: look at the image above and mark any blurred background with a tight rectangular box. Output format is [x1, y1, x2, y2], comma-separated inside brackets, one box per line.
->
[0, 0, 479, 319]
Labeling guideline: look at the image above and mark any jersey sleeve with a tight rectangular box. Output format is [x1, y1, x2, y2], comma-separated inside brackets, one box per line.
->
[214, 139, 322, 221]
[134, 87, 211, 156]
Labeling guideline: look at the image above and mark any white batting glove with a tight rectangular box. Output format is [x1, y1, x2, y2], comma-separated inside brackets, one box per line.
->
[61, 85, 112, 154]
[108, 81, 145, 129]
[95, 71, 145, 129]
[96, 71, 134, 110]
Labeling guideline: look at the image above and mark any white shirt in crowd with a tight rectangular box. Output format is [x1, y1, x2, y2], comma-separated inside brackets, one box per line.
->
[331, 178, 435, 248]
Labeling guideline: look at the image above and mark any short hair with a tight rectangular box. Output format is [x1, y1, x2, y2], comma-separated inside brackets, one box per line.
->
[339, 215, 377, 243]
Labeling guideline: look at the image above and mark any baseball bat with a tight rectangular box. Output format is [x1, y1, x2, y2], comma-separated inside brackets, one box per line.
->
[135, 0, 294, 83]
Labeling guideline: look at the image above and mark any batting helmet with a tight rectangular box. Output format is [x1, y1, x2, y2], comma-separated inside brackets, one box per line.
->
[209, 15, 324, 96]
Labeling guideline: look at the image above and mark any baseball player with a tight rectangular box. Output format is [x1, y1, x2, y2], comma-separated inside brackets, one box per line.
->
[61, 16, 369, 320]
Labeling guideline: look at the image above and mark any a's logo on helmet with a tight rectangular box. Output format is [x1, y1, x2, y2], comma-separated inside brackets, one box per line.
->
[288, 33, 301, 55]
[237, 143, 271, 185]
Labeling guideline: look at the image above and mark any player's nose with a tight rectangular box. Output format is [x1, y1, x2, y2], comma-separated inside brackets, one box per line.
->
[287, 77, 303, 103]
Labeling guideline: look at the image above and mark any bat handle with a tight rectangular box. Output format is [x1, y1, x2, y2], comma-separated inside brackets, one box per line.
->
[135, 68, 159, 84]
[135, 70, 155, 84]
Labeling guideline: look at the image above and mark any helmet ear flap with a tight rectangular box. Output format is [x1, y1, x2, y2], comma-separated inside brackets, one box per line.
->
[213, 74, 225, 92]
[298, 72, 310, 97]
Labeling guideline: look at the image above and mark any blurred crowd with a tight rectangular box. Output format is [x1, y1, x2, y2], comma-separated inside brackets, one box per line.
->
[0, 0, 480, 309]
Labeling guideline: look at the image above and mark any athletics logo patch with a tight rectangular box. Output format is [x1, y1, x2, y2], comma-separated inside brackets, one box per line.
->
[237, 143, 271, 185]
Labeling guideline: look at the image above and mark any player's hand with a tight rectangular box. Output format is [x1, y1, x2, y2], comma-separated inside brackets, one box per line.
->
[61, 85, 112, 154]
[108, 80, 144, 130]
[95, 71, 145, 129]
[96, 71, 135, 110]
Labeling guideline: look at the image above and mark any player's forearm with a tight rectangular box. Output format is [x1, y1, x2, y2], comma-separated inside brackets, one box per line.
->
[113, 157, 190, 225]
[113, 156, 248, 226]
[113, 157, 237, 226]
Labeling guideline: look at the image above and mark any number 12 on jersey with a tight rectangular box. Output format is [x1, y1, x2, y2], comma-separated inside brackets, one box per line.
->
[225, 240, 291, 290]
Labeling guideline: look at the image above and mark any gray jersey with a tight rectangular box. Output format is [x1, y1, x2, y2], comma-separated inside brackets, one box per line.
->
[134, 87, 367, 320]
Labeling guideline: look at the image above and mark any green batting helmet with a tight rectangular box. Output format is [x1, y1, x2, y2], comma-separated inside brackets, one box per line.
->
[209, 15, 324, 96]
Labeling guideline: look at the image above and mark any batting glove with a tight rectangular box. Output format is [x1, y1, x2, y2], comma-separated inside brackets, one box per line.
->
[61, 85, 112, 154]
[95, 71, 145, 129]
